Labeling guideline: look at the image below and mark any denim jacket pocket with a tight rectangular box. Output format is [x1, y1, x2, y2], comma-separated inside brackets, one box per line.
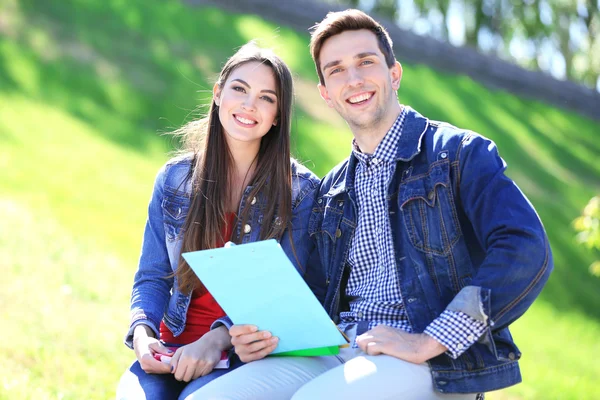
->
[162, 189, 190, 242]
[309, 197, 344, 278]
[399, 160, 461, 255]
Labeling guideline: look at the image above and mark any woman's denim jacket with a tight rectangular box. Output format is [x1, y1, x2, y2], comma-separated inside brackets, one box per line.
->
[124, 155, 321, 348]
[308, 108, 553, 394]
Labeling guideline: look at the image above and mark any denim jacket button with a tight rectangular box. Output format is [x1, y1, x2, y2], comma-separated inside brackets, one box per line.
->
[428, 191, 435, 200]
[251, 196, 257, 205]
[317, 198, 323, 204]
[244, 224, 252, 234]
[508, 352, 516, 360]
[335, 229, 342, 238]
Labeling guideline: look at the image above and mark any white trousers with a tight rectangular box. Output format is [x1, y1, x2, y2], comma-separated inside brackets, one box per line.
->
[186, 327, 477, 400]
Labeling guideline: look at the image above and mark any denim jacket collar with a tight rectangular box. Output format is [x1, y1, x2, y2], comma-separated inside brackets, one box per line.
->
[327, 106, 430, 197]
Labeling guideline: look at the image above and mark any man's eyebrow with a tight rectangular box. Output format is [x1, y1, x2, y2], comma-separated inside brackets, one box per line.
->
[231, 78, 277, 96]
[322, 60, 341, 72]
[322, 52, 379, 72]
[355, 51, 378, 59]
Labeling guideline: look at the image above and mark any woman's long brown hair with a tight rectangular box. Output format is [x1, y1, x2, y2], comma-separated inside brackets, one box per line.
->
[171, 43, 294, 294]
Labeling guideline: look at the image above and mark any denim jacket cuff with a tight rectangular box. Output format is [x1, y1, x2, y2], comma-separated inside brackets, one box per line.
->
[124, 319, 160, 350]
[445, 285, 492, 327]
[210, 316, 234, 331]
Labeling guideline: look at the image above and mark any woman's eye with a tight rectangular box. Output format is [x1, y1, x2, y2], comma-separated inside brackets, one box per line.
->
[232, 86, 246, 93]
[261, 96, 275, 103]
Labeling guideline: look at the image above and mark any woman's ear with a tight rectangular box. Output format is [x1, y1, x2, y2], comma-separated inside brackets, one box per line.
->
[213, 82, 221, 107]
[273, 118, 278, 126]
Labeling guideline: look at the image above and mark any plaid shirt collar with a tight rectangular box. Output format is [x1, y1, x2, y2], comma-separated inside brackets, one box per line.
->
[351, 107, 407, 166]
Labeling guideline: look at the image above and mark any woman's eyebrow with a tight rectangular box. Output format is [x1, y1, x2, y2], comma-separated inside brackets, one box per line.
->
[231, 78, 277, 96]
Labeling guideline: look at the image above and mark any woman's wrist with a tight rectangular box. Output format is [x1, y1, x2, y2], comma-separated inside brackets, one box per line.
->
[133, 323, 155, 339]
[203, 325, 232, 351]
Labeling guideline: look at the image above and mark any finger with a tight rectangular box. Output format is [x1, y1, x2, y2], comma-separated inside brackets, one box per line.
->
[231, 330, 272, 346]
[149, 341, 174, 356]
[246, 337, 278, 354]
[241, 339, 278, 362]
[234, 338, 271, 358]
[174, 359, 189, 381]
[170, 348, 183, 374]
[192, 363, 211, 380]
[365, 341, 383, 356]
[140, 353, 172, 374]
[183, 362, 196, 382]
[229, 324, 258, 337]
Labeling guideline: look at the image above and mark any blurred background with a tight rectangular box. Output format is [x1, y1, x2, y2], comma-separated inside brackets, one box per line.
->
[0, 0, 598, 398]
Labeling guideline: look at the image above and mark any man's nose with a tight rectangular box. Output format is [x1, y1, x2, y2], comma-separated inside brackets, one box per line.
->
[346, 68, 364, 87]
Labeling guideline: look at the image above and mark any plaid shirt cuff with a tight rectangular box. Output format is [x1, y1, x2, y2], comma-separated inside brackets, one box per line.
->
[424, 310, 487, 359]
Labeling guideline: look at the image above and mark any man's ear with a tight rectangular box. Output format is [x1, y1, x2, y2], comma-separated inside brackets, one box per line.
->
[213, 83, 221, 106]
[391, 61, 402, 91]
[318, 83, 334, 108]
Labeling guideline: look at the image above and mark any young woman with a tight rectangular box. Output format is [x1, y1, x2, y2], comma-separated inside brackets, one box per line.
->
[116, 42, 321, 400]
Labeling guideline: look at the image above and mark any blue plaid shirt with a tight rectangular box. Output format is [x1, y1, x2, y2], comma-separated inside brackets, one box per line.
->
[340, 108, 486, 358]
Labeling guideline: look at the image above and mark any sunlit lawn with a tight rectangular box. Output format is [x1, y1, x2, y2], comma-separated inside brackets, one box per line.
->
[1, 0, 598, 398]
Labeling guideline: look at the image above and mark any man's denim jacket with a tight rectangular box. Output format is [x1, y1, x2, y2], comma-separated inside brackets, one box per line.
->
[308, 108, 553, 394]
[124, 155, 321, 348]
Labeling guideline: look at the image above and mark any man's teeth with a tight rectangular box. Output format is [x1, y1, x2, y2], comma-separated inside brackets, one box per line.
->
[348, 93, 372, 104]
[235, 116, 257, 125]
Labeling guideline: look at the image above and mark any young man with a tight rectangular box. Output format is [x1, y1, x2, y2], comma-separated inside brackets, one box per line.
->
[191, 9, 553, 400]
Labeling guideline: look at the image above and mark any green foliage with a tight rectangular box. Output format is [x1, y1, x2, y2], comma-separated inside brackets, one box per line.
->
[574, 196, 600, 277]
[334, 0, 600, 89]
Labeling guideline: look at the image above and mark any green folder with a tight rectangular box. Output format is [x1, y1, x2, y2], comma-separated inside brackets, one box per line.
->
[271, 345, 341, 357]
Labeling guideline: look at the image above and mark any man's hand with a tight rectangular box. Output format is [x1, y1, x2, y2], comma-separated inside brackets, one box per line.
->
[170, 326, 231, 382]
[355, 325, 447, 364]
[133, 324, 172, 374]
[230, 324, 278, 362]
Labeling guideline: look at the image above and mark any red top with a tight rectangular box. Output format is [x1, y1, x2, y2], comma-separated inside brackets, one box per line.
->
[159, 213, 236, 345]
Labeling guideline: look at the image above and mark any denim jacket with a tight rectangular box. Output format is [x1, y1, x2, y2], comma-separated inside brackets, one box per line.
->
[124, 155, 321, 348]
[308, 108, 553, 394]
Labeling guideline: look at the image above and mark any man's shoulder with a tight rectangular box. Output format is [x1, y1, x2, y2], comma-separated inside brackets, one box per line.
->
[423, 119, 491, 156]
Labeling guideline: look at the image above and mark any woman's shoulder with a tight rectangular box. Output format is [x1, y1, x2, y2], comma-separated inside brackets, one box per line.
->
[290, 158, 320, 184]
[290, 158, 320, 207]
[157, 153, 195, 195]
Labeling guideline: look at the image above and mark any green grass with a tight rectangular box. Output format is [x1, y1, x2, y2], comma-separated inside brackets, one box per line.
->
[0, 0, 598, 398]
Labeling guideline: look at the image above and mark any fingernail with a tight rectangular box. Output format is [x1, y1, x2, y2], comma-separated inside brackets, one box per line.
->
[263, 332, 271, 339]
[271, 337, 278, 343]
[171, 365, 174, 372]
[167, 349, 174, 354]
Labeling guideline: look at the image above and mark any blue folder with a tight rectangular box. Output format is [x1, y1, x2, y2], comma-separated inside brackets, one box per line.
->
[182, 239, 348, 355]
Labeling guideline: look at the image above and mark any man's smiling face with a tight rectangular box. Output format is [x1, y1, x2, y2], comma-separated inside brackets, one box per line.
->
[318, 29, 402, 132]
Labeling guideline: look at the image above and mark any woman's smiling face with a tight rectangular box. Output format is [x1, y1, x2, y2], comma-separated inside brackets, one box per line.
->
[215, 61, 279, 147]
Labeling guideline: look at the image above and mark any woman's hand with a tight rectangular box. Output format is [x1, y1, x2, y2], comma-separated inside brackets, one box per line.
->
[170, 326, 232, 382]
[230, 324, 278, 362]
[133, 324, 172, 374]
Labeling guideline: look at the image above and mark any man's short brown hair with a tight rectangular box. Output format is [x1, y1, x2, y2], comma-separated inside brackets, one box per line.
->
[309, 9, 396, 85]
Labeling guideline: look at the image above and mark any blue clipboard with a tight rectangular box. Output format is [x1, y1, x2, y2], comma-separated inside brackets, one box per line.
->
[182, 239, 348, 355]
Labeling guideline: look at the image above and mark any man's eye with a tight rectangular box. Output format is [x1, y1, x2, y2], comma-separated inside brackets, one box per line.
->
[330, 68, 342, 75]
[360, 60, 373, 66]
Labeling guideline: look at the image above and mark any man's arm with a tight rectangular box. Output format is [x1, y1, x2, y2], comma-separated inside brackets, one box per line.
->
[358, 132, 552, 363]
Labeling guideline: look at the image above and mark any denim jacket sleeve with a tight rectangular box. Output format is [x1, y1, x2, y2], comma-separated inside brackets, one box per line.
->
[445, 133, 553, 332]
[124, 164, 174, 348]
[210, 164, 325, 331]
